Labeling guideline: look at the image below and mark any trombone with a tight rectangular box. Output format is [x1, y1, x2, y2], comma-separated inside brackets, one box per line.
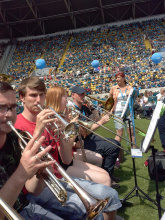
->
[66, 104, 132, 152]
[86, 95, 114, 111]
[86, 95, 152, 142]
[0, 196, 24, 220]
[7, 121, 109, 220]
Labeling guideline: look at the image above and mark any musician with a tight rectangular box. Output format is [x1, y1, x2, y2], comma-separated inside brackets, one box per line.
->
[109, 72, 135, 162]
[109, 72, 134, 144]
[14, 77, 122, 220]
[46, 86, 111, 187]
[0, 81, 62, 219]
[71, 85, 120, 187]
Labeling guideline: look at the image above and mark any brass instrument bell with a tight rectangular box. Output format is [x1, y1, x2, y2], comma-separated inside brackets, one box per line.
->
[86, 95, 114, 111]
[0, 73, 13, 83]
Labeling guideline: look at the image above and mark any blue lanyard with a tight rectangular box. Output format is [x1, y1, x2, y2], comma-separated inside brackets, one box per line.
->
[73, 103, 86, 116]
[119, 88, 127, 100]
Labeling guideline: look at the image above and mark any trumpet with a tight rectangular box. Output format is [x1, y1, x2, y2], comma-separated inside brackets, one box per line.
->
[7, 121, 67, 205]
[37, 104, 79, 141]
[77, 134, 87, 162]
[53, 109, 87, 163]
[7, 121, 109, 220]
[37, 104, 59, 138]
[0, 196, 24, 220]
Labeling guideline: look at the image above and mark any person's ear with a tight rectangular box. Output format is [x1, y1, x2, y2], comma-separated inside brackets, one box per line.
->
[20, 95, 25, 103]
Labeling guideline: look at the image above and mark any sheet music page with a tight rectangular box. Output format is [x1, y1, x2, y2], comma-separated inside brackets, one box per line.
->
[121, 88, 134, 119]
[141, 101, 164, 153]
[161, 212, 165, 220]
[131, 149, 143, 158]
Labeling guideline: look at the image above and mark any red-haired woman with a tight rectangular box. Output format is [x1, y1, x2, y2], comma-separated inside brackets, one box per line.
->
[46, 86, 111, 186]
[109, 72, 135, 160]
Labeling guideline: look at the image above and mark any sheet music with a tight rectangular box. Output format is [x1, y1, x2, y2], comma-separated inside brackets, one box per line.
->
[121, 88, 134, 119]
[141, 101, 164, 153]
[131, 149, 143, 158]
[161, 212, 165, 220]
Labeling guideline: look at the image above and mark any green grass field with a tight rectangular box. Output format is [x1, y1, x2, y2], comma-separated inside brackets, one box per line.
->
[96, 118, 165, 220]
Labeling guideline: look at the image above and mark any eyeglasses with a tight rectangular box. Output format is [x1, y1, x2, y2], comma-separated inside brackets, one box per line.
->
[0, 104, 18, 114]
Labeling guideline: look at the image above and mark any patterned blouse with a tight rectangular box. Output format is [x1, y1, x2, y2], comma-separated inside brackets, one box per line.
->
[0, 131, 29, 212]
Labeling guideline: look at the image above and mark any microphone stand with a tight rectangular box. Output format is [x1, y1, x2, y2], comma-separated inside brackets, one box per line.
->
[121, 118, 164, 219]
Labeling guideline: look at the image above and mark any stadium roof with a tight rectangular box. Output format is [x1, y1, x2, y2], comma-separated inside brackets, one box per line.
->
[0, 0, 164, 40]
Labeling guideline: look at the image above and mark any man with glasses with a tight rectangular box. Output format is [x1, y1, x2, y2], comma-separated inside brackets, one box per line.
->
[0, 103, 18, 114]
[0, 81, 62, 219]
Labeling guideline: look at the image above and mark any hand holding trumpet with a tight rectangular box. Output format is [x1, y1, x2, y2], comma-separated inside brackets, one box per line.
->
[34, 109, 64, 137]
[17, 134, 55, 182]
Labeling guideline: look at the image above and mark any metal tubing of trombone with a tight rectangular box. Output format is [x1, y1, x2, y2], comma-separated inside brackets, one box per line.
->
[67, 105, 138, 149]
[99, 111, 138, 146]
[79, 121, 130, 154]
[0, 196, 24, 220]
[102, 109, 124, 125]
[102, 108, 150, 140]
[86, 96, 149, 142]
[7, 121, 109, 219]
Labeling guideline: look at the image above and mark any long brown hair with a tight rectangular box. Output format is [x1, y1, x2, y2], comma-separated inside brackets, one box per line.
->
[46, 86, 66, 112]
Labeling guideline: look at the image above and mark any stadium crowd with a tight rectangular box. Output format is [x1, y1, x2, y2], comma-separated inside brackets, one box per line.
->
[0, 18, 165, 114]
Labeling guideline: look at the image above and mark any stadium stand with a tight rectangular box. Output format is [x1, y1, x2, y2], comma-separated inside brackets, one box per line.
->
[0, 17, 164, 98]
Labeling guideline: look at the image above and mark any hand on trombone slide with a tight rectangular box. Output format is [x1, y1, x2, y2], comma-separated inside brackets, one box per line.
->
[99, 114, 110, 125]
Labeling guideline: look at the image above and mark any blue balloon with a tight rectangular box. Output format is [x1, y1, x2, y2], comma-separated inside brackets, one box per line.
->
[151, 53, 162, 64]
[91, 60, 99, 68]
[35, 59, 46, 69]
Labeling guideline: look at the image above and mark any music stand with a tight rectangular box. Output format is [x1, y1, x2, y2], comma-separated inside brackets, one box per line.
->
[120, 92, 164, 220]
[141, 101, 165, 219]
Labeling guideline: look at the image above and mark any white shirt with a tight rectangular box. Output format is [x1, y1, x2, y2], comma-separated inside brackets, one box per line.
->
[156, 93, 165, 102]
[115, 92, 127, 112]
